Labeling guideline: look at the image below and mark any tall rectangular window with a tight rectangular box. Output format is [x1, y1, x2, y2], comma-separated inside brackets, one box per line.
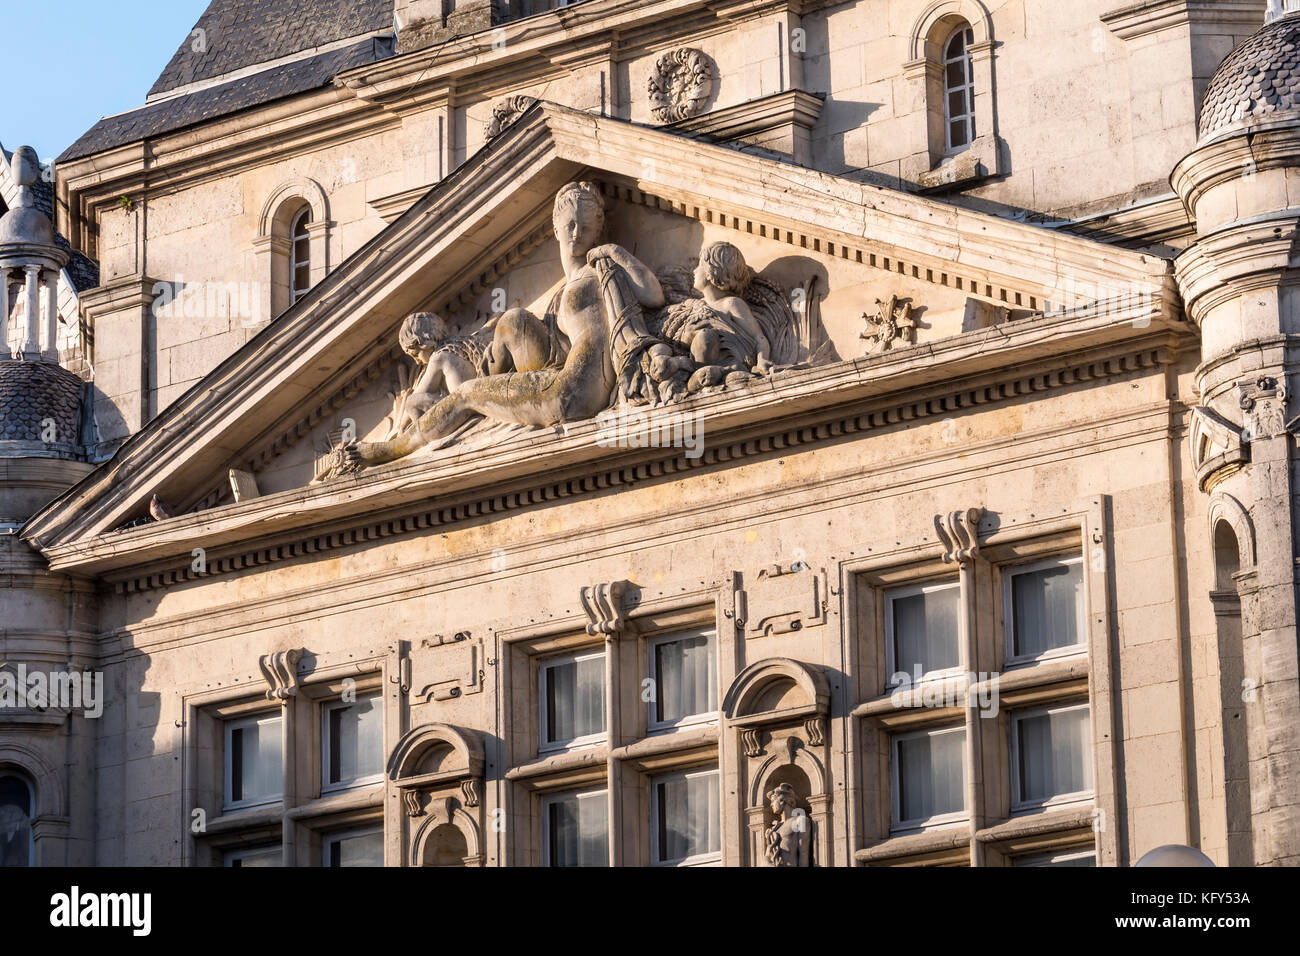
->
[539, 650, 605, 751]
[886, 581, 961, 683]
[651, 768, 720, 866]
[1011, 703, 1093, 810]
[891, 725, 967, 829]
[224, 713, 283, 810]
[648, 630, 717, 730]
[1005, 556, 1085, 663]
[322, 692, 383, 791]
[542, 788, 609, 867]
[324, 827, 384, 867]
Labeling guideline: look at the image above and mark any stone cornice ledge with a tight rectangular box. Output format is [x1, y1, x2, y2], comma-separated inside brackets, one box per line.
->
[1101, 0, 1266, 40]
[33, 305, 1185, 586]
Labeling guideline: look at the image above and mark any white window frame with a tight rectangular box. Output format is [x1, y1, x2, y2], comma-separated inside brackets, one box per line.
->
[1002, 554, 1087, 667]
[646, 628, 719, 734]
[540, 787, 609, 867]
[537, 649, 607, 754]
[1009, 702, 1094, 813]
[942, 25, 976, 155]
[289, 206, 312, 304]
[222, 711, 283, 811]
[1014, 847, 1097, 867]
[650, 767, 721, 867]
[320, 692, 384, 794]
[889, 724, 968, 832]
[323, 825, 384, 867]
[884, 579, 964, 687]
[223, 844, 283, 868]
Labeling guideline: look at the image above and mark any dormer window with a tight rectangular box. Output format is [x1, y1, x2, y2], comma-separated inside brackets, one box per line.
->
[943, 27, 977, 154]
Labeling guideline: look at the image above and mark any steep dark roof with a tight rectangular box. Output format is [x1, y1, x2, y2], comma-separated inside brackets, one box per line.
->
[149, 0, 393, 97]
[59, 39, 392, 163]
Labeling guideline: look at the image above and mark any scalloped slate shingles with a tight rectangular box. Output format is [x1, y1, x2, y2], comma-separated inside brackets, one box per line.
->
[148, 0, 393, 96]
[0, 361, 84, 446]
[1200, 13, 1300, 139]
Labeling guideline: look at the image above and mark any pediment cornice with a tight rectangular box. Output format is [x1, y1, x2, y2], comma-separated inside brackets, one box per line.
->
[41, 311, 1182, 587]
[23, 103, 1181, 569]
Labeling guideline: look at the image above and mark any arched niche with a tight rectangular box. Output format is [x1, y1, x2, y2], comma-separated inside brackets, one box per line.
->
[388, 723, 486, 867]
[722, 658, 831, 866]
[412, 798, 484, 868]
[1207, 492, 1256, 575]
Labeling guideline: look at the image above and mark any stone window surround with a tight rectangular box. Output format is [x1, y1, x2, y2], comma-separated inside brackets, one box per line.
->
[186, 664, 387, 867]
[502, 599, 722, 867]
[903, 0, 1004, 192]
[850, 509, 1115, 867]
[252, 177, 332, 324]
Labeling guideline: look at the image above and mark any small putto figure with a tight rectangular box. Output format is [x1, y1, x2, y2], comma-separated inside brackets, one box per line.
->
[390, 312, 488, 436]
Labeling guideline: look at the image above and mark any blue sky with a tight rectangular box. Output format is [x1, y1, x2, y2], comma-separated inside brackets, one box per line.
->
[1, 0, 210, 162]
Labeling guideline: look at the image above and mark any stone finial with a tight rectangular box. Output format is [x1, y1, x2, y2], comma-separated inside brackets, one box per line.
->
[935, 508, 984, 564]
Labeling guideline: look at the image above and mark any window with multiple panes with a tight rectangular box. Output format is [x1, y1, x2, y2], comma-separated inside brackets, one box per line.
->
[885, 580, 961, 684]
[943, 26, 976, 154]
[542, 788, 609, 867]
[1011, 703, 1093, 811]
[0, 774, 34, 867]
[223, 712, 283, 810]
[651, 768, 721, 866]
[539, 650, 606, 751]
[890, 725, 967, 830]
[224, 844, 282, 867]
[322, 692, 384, 792]
[1004, 556, 1086, 664]
[289, 207, 312, 304]
[324, 826, 384, 867]
[647, 629, 718, 730]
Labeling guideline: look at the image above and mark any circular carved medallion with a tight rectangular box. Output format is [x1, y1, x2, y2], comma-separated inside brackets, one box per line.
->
[647, 48, 716, 123]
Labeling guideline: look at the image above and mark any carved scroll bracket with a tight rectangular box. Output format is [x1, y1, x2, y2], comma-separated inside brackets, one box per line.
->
[581, 580, 638, 640]
[935, 508, 984, 565]
[258, 649, 304, 703]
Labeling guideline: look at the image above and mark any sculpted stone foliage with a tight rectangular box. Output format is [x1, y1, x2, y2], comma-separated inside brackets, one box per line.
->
[315, 182, 830, 481]
[647, 48, 715, 123]
[860, 294, 917, 354]
[484, 95, 538, 140]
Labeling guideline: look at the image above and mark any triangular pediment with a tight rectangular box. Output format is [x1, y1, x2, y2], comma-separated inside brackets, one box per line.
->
[23, 102, 1181, 576]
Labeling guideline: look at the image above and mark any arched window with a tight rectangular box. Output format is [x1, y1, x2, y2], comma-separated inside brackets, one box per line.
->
[290, 207, 312, 305]
[254, 178, 329, 322]
[943, 26, 977, 154]
[0, 775, 34, 867]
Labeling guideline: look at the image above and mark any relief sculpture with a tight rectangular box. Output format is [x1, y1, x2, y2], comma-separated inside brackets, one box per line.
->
[317, 182, 830, 480]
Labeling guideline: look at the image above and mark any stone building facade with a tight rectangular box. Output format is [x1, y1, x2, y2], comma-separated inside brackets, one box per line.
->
[2, 0, 1299, 866]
